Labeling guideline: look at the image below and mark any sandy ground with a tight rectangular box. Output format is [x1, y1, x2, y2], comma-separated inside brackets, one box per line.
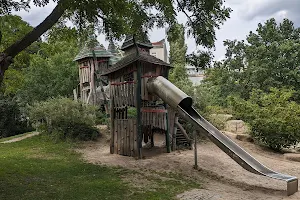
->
[1, 132, 40, 144]
[77, 131, 300, 200]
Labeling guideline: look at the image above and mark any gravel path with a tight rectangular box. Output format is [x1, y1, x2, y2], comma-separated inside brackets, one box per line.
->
[1, 132, 40, 144]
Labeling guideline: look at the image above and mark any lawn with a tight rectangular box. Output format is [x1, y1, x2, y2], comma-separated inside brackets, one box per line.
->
[0, 135, 201, 200]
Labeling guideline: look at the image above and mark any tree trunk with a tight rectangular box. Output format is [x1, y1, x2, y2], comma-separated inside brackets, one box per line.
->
[0, 1, 66, 84]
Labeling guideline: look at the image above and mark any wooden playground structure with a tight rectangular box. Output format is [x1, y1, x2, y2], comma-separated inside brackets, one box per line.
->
[75, 35, 192, 158]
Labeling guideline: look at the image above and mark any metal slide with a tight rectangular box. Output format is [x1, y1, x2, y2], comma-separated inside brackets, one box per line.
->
[147, 76, 298, 196]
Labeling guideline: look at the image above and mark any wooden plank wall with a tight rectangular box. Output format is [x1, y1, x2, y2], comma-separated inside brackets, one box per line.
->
[111, 82, 135, 107]
[167, 106, 176, 140]
[141, 107, 167, 130]
[79, 66, 91, 84]
[114, 119, 138, 157]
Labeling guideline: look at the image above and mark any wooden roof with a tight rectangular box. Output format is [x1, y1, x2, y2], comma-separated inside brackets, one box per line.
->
[102, 50, 172, 76]
[74, 43, 113, 62]
[121, 35, 153, 50]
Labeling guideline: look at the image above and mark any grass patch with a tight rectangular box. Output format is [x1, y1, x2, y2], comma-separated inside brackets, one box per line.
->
[0, 134, 201, 199]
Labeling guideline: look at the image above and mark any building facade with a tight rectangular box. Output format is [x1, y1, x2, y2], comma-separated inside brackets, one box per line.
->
[150, 39, 169, 63]
[149, 39, 205, 85]
[186, 65, 205, 85]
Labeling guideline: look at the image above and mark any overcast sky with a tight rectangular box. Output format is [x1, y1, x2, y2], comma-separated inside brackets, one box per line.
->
[15, 0, 300, 61]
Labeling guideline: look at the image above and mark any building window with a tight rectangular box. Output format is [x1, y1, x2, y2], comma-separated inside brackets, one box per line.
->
[151, 52, 157, 57]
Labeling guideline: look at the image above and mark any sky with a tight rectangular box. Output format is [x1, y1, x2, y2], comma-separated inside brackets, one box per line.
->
[14, 0, 300, 61]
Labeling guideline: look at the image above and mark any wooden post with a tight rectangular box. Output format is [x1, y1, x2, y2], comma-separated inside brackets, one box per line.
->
[193, 130, 198, 169]
[164, 107, 171, 153]
[136, 62, 142, 159]
[164, 67, 171, 153]
[172, 115, 178, 151]
[110, 95, 115, 154]
[73, 88, 78, 101]
[150, 128, 154, 148]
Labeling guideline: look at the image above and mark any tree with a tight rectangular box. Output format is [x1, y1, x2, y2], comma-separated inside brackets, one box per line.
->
[168, 24, 188, 81]
[0, 0, 231, 84]
[168, 23, 194, 97]
[168, 24, 187, 66]
[0, 15, 41, 96]
[17, 40, 79, 104]
[208, 18, 300, 101]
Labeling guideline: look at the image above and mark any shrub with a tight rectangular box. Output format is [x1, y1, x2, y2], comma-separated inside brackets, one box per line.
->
[193, 83, 228, 116]
[28, 97, 99, 141]
[0, 96, 32, 138]
[229, 88, 300, 151]
[95, 109, 108, 125]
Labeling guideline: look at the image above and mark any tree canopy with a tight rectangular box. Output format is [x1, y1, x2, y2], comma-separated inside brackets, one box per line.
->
[207, 18, 300, 101]
[168, 23, 194, 97]
[0, 0, 231, 84]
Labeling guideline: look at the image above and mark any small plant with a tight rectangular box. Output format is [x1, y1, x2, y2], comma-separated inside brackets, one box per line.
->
[28, 97, 99, 141]
[127, 107, 137, 118]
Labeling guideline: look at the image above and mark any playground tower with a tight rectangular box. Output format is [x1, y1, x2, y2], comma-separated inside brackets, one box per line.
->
[102, 35, 175, 158]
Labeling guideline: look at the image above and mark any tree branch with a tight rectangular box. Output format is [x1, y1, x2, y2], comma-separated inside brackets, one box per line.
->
[175, 0, 193, 25]
[4, 2, 65, 57]
[0, 1, 66, 84]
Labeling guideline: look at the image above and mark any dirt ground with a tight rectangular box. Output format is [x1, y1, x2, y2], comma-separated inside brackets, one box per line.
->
[77, 130, 300, 200]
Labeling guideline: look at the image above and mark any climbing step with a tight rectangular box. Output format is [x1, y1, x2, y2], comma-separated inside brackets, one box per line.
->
[176, 128, 191, 147]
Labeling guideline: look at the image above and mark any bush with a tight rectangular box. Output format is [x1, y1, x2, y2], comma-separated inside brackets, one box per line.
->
[28, 97, 99, 141]
[229, 88, 300, 151]
[0, 96, 32, 138]
[193, 83, 228, 115]
[95, 109, 108, 125]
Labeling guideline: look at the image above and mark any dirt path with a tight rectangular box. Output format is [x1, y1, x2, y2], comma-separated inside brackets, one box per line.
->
[1, 132, 40, 144]
[77, 134, 300, 200]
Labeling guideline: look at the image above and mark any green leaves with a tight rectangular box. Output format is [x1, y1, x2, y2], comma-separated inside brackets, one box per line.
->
[229, 88, 300, 151]
[0, 0, 29, 14]
[18, 40, 79, 104]
[28, 97, 98, 141]
[2, 0, 231, 48]
[168, 23, 187, 66]
[180, 0, 231, 48]
[209, 18, 300, 101]
[167, 23, 193, 94]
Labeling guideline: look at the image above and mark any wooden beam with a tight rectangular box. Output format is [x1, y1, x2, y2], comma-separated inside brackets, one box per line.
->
[172, 116, 178, 151]
[136, 61, 142, 159]
[165, 108, 171, 153]
[175, 121, 192, 143]
[193, 130, 198, 169]
[110, 95, 115, 154]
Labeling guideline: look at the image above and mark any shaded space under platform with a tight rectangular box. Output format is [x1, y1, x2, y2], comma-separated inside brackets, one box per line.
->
[141, 146, 167, 158]
[141, 132, 168, 158]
